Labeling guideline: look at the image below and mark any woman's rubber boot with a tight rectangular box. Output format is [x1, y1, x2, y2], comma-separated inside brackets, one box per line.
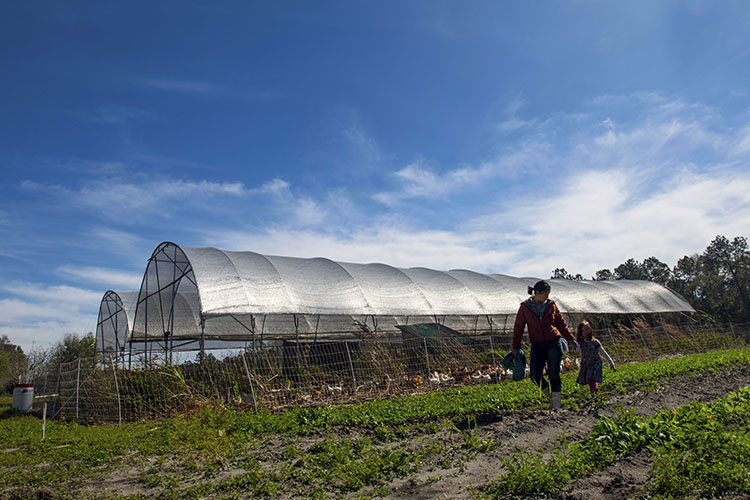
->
[550, 392, 562, 409]
[542, 387, 551, 402]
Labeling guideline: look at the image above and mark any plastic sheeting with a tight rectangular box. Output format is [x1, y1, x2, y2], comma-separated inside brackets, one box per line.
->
[95, 291, 138, 353]
[178, 245, 693, 316]
[122, 242, 694, 343]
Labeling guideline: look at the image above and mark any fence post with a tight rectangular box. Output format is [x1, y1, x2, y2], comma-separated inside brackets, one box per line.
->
[605, 324, 619, 363]
[708, 321, 728, 349]
[241, 352, 258, 412]
[684, 322, 700, 352]
[75, 358, 81, 421]
[634, 325, 651, 359]
[110, 355, 122, 426]
[52, 362, 62, 419]
[345, 342, 357, 395]
[423, 337, 431, 378]
[662, 325, 677, 355]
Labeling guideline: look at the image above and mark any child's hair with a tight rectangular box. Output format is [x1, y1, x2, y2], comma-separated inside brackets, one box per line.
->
[527, 280, 551, 295]
[577, 320, 594, 343]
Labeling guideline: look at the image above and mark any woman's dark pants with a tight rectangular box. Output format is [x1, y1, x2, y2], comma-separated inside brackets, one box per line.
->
[529, 338, 564, 392]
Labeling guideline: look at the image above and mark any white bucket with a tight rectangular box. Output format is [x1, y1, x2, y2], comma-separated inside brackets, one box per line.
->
[12, 384, 34, 412]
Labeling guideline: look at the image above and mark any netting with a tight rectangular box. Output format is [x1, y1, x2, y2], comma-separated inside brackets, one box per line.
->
[35, 321, 750, 424]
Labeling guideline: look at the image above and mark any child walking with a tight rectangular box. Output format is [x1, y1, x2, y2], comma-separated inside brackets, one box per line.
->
[576, 320, 615, 393]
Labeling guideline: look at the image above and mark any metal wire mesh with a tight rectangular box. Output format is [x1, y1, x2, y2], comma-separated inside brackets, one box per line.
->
[33, 321, 750, 423]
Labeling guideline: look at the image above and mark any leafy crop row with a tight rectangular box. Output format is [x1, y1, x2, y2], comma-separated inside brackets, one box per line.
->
[232, 348, 750, 435]
[481, 385, 750, 499]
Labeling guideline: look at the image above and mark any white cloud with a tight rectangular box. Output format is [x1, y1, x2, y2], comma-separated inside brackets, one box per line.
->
[731, 125, 750, 156]
[468, 167, 750, 277]
[373, 139, 550, 206]
[207, 94, 750, 280]
[0, 283, 101, 352]
[57, 265, 143, 289]
[254, 178, 290, 196]
[2, 283, 102, 305]
[205, 225, 516, 272]
[293, 198, 327, 226]
[203, 162, 750, 281]
[21, 177, 247, 213]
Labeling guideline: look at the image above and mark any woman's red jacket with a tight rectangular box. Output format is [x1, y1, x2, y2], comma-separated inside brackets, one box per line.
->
[512, 300, 575, 349]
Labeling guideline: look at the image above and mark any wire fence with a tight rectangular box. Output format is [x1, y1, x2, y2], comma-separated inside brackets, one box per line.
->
[31, 320, 750, 424]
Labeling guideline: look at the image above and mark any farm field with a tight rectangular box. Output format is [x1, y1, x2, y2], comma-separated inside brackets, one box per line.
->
[1, 349, 750, 500]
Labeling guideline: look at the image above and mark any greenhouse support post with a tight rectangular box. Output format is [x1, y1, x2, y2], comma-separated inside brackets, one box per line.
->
[345, 342, 357, 393]
[110, 355, 122, 426]
[241, 352, 258, 412]
[489, 334, 496, 366]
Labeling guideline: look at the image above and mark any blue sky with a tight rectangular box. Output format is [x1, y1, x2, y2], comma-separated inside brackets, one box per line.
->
[2, 1, 750, 352]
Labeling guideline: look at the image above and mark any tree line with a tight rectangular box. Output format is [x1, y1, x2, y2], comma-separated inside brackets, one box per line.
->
[552, 235, 750, 324]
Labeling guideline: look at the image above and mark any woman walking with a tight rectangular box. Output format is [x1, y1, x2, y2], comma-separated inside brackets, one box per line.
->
[512, 280, 578, 409]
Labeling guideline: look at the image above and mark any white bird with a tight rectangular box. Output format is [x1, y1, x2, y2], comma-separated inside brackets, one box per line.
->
[325, 384, 343, 393]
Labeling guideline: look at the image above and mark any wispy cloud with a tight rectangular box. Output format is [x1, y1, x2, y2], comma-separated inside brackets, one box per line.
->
[136, 78, 225, 95]
[251, 178, 290, 196]
[57, 265, 143, 289]
[91, 105, 156, 124]
[21, 177, 247, 213]
[373, 140, 549, 206]
[343, 121, 383, 166]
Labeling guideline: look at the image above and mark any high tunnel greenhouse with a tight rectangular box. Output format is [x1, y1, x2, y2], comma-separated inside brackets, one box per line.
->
[96, 242, 695, 360]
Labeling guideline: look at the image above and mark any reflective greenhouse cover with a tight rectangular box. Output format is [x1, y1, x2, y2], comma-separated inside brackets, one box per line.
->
[125, 242, 695, 342]
[95, 291, 138, 353]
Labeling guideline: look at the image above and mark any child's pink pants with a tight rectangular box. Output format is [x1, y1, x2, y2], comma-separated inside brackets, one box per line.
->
[587, 379, 598, 393]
